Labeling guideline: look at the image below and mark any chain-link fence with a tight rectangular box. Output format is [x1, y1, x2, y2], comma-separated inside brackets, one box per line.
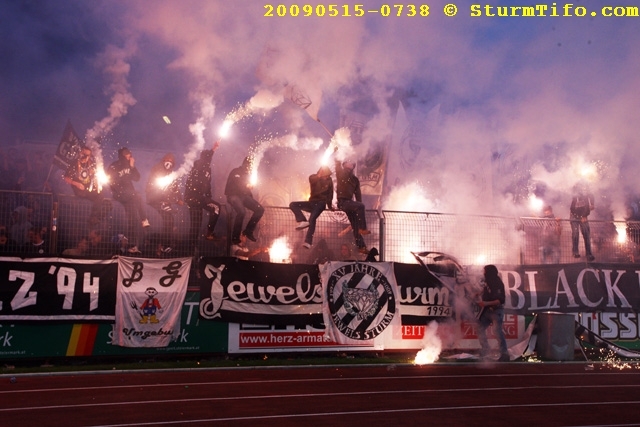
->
[1, 190, 638, 265]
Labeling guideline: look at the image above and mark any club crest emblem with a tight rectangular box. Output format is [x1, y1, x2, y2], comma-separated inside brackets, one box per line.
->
[327, 263, 396, 340]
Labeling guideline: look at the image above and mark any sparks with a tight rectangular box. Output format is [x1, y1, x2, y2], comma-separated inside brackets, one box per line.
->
[579, 162, 598, 181]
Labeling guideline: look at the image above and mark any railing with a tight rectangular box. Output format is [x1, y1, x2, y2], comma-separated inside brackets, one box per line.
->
[0, 190, 637, 265]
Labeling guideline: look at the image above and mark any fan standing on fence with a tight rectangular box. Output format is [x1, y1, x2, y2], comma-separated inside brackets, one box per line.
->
[570, 183, 595, 262]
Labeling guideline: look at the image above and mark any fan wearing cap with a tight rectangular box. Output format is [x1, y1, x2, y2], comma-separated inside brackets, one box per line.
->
[146, 153, 183, 253]
[184, 141, 222, 251]
[224, 155, 264, 244]
[335, 158, 369, 254]
[107, 147, 150, 254]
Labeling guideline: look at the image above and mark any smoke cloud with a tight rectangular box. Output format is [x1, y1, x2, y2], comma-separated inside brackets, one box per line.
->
[3, 0, 640, 226]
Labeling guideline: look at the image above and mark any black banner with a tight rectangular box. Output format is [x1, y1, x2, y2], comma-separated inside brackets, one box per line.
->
[0, 257, 117, 320]
[198, 257, 324, 327]
[394, 262, 455, 325]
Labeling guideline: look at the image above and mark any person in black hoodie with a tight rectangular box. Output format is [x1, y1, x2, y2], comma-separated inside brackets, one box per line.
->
[184, 142, 221, 250]
[147, 153, 183, 251]
[289, 165, 333, 249]
[107, 147, 150, 254]
[335, 159, 369, 254]
[224, 156, 264, 244]
[570, 182, 595, 261]
[476, 264, 510, 362]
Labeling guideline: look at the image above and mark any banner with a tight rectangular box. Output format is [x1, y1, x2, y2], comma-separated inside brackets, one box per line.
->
[114, 257, 191, 348]
[52, 120, 83, 170]
[4, 256, 640, 324]
[394, 262, 454, 325]
[320, 261, 400, 344]
[0, 257, 117, 321]
[501, 263, 640, 313]
[198, 257, 323, 326]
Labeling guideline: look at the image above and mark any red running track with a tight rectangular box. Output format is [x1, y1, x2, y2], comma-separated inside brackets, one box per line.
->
[1, 361, 640, 427]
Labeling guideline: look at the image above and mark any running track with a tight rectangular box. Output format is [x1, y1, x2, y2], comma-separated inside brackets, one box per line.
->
[2, 362, 640, 427]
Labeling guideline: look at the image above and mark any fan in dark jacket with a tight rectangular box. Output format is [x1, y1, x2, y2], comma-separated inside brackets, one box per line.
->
[107, 147, 150, 254]
[147, 153, 183, 252]
[224, 156, 264, 244]
[184, 142, 221, 251]
[289, 165, 333, 249]
[476, 264, 509, 362]
[335, 159, 369, 254]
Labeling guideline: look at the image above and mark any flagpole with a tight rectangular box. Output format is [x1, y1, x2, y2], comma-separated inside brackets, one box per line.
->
[43, 164, 55, 192]
[316, 118, 333, 138]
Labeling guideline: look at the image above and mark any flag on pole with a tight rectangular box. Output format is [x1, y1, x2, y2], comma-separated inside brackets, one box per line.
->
[52, 120, 82, 170]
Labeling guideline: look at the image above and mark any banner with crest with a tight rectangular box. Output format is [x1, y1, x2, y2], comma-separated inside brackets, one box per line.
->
[320, 261, 401, 345]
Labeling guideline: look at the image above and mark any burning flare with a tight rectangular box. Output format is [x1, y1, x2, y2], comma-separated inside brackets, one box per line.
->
[155, 173, 176, 190]
[413, 321, 442, 365]
[269, 236, 292, 263]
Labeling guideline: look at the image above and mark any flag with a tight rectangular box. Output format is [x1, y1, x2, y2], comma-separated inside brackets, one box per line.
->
[320, 261, 400, 345]
[53, 120, 82, 170]
[114, 257, 191, 348]
[284, 84, 322, 122]
[339, 110, 388, 197]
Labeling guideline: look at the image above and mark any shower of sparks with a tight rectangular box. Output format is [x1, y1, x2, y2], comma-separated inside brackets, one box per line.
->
[598, 349, 640, 370]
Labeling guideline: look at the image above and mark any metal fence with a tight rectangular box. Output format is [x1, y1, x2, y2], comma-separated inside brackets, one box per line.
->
[1, 190, 638, 266]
